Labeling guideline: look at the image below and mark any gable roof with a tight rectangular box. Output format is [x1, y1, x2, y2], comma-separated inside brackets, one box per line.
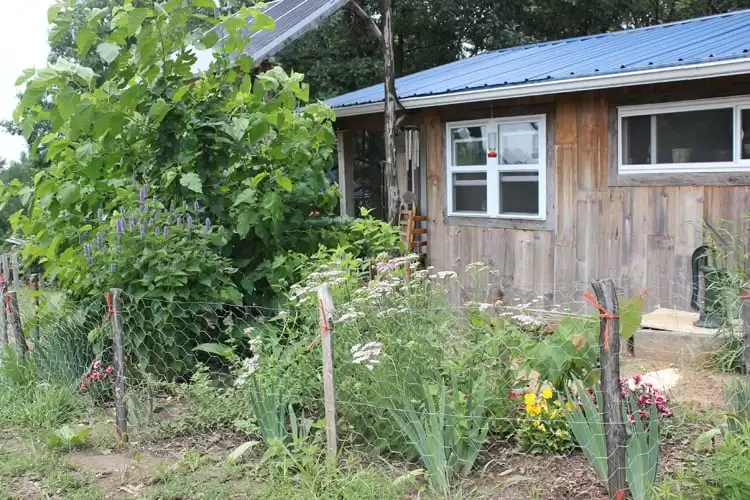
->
[194, 0, 347, 73]
[327, 9, 750, 117]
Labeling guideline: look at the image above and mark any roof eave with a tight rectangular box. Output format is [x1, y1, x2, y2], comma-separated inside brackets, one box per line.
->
[333, 57, 750, 118]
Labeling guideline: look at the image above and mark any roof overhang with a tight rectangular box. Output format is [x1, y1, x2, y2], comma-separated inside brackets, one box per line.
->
[332, 57, 750, 118]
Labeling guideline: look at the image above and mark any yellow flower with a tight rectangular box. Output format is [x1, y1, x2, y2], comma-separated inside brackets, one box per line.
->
[542, 388, 553, 400]
[524, 393, 536, 406]
[565, 402, 573, 412]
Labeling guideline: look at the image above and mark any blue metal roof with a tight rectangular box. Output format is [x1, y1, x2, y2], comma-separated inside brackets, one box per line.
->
[327, 9, 750, 110]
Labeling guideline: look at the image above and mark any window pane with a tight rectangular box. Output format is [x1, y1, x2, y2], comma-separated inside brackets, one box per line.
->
[499, 172, 538, 215]
[451, 126, 486, 166]
[743, 109, 750, 160]
[499, 122, 540, 165]
[622, 108, 733, 165]
[453, 172, 486, 213]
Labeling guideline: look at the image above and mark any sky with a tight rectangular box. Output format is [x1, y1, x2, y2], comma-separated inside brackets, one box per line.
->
[0, 1, 54, 165]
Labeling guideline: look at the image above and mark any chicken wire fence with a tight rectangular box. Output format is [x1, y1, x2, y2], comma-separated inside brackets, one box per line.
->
[3, 261, 748, 495]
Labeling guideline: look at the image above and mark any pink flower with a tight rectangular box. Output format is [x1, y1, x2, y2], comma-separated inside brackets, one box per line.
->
[93, 360, 101, 370]
[628, 414, 636, 423]
[105, 366, 114, 374]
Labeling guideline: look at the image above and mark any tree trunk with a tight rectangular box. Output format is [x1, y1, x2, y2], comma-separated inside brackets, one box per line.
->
[382, 0, 400, 225]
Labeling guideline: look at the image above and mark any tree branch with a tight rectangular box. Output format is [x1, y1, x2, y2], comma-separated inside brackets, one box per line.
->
[347, 0, 382, 42]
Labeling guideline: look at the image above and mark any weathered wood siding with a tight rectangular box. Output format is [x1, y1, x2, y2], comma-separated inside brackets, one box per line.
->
[336, 76, 750, 312]
[420, 79, 750, 312]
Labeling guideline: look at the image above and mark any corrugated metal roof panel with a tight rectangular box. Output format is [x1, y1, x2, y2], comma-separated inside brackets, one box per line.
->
[327, 9, 750, 110]
[211, 0, 347, 64]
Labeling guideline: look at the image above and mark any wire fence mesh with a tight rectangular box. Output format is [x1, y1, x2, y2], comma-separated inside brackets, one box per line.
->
[2, 254, 750, 497]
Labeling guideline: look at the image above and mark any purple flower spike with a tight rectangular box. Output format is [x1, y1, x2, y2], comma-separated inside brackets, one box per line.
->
[83, 243, 91, 257]
[87, 256, 93, 265]
[155, 226, 161, 237]
[205, 218, 211, 231]
[163, 225, 169, 239]
[176, 215, 182, 227]
[140, 185, 148, 203]
[140, 201, 146, 213]
[187, 214, 194, 232]
[96, 232, 103, 248]
[117, 219, 125, 235]
[194, 200, 200, 212]
[140, 223, 146, 241]
[182, 201, 188, 210]
[111, 263, 117, 272]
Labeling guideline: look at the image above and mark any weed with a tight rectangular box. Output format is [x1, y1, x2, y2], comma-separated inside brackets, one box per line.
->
[45, 425, 93, 452]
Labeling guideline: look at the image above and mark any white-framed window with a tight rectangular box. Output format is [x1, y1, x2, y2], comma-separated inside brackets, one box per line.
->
[445, 114, 547, 220]
[618, 95, 750, 174]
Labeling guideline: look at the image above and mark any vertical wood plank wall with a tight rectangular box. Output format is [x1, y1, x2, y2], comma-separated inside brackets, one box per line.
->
[422, 91, 750, 312]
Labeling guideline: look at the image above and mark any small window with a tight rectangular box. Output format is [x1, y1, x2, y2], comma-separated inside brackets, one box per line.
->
[618, 97, 750, 174]
[446, 115, 546, 219]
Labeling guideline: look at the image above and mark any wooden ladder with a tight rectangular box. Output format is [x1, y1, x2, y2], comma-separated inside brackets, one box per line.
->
[399, 206, 428, 260]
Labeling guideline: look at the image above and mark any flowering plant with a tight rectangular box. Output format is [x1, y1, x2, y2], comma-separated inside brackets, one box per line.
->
[516, 386, 577, 454]
[620, 375, 673, 423]
[80, 359, 115, 405]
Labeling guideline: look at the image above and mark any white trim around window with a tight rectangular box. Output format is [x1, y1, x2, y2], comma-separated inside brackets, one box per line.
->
[445, 115, 547, 220]
[618, 95, 750, 174]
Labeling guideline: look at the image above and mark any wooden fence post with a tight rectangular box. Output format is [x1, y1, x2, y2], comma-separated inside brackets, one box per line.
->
[6, 291, 28, 358]
[0, 279, 8, 351]
[317, 283, 338, 466]
[31, 274, 40, 340]
[10, 253, 20, 289]
[741, 288, 750, 374]
[591, 279, 627, 499]
[109, 289, 128, 442]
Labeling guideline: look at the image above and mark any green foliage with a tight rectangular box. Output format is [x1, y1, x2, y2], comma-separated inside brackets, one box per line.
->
[10, 0, 341, 309]
[623, 396, 661, 500]
[563, 381, 608, 485]
[44, 425, 93, 451]
[387, 375, 489, 495]
[724, 377, 750, 433]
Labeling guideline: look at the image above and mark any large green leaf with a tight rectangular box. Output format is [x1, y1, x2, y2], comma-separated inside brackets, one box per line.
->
[96, 42, 121, 63]
[76, 27, 98, 57]
[179, 172, 203, 193]
[192, 0, 218, 8]
[149, 98, 171, 125]
[56, 182, 80, 208]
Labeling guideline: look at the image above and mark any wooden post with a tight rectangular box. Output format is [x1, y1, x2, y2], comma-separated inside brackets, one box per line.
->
[741, 288, 750, 374]
[0, 279, 8, 351]
[317, 283, 338, 466]
[110, 289, 128, 442]
[336, 129, 356, 218]
[591, 279, 627, 499]
[1, 255, 9, 288]
[382, 0, 400, 225]
[6, 291, 28, 358]
[11, 253, 20, 289]
[31, 274, 40, 340]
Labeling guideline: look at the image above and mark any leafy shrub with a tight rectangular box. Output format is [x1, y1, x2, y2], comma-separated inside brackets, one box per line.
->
[516, 387, 576, 455]
[44, 425, 93, 452]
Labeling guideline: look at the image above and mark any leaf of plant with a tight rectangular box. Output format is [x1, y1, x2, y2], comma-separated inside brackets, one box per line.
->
[192, 0, 219, 8]
[149, 98, 171, 126]
[193, 343, 235, 358]
[15, 68, 36, 86]
[56, 182, 80, 208]
[96, 42, 121, 63]
[251, 12, 275, 32]
[223, 116, 250, 143]
[276, 174, 293, 192]
[76, 27, 98, 57]
[179, 172, 203, 193]
[227, 440, 260, 463]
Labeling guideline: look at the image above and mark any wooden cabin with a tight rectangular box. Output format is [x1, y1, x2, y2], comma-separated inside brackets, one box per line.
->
[326, 10, 750, 313]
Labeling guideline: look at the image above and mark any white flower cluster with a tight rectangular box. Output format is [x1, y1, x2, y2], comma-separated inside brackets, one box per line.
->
[351, 342, 383, 371]
[338, 309, 366, 324]
[234, 355, 260, 387]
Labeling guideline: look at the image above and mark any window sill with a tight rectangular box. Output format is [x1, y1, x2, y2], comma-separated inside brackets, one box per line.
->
[610, 170, 750, 187]
[445, 214, 554, 231]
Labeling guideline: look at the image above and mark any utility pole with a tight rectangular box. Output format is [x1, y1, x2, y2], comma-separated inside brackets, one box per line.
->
[348, 0, 400, 225]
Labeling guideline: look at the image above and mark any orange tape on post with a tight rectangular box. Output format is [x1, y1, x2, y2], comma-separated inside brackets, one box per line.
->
[584, 290, 619, 352]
